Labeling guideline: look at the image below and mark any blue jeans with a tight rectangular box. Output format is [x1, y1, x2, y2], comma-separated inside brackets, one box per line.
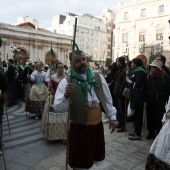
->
[114, 94, 125, 127]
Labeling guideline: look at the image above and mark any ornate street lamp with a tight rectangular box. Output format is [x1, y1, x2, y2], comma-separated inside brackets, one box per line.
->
[10, 45, 20, 60]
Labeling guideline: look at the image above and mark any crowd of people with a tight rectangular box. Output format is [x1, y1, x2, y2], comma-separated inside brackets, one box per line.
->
[0, 51, 170, 169]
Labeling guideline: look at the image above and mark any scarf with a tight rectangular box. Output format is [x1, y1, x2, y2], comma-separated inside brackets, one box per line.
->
[69, 67, 100, 99]
[148, 69, 165, 85]
[132, 66, 146, 73]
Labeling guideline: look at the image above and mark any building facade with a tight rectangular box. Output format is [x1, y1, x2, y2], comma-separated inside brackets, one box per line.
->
[113, 0, 170, 64]
[101, 9, 115, 61]
[51, 12, 109, 66]
[0, 21, 72, 65]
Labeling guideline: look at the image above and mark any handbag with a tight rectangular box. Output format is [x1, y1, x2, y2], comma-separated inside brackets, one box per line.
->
[122, 87, 131, 100]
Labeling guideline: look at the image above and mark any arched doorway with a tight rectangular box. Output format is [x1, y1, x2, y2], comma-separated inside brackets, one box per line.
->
[15, 48, 29, 65]
[45, 51, 58, 64]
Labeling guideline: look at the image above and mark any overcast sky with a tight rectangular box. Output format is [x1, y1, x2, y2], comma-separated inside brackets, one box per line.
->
[0, 0, 118, 29]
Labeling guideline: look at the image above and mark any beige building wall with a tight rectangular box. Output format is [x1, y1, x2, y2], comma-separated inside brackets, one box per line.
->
[113, 0, 170, 64]
[0, 23, 72, 65]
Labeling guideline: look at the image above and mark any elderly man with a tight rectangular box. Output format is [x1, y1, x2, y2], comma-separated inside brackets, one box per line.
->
[53, 50, 117, 170]
[146, 60, 170, 139]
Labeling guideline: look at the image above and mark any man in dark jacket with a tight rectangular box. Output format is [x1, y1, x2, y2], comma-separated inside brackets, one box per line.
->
[5, 59, 17, 107]
[0, 71, 8, 154]
[113, 57, 126, 132]
[146, 60, 170, 139]
[16, 61, 24, 100]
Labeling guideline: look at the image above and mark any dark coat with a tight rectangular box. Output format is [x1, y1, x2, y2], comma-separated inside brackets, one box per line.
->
[0, 72, 8, 102]
[5, 65, 16, 84]
[162, 65, 170, 76]
[146, 73, 170, 106]
[113, 65, 126, 95]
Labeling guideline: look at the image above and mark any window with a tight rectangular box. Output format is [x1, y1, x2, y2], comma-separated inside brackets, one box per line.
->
[107, 44, 111, 49]
[81, 29, 84, 33]
[86, 38, 89, 42]
[86, 30, 89, 34]
[159, 5, 164, 13]
[156, 30, 163, 40]
[76, 36, 79, 41]
[91, 39, 93, 43]
[124, 12, 128, 20]
[81, 45, 84, 49]
[139, 32, 145, 42]
[122, 33, 128, 43]
[91, 31, 94, 35]
[141, 9, 146, 17]
[76, 28, 79, 32]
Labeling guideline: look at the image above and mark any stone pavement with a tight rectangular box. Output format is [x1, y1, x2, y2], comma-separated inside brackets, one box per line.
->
[0, 101, 153, 170]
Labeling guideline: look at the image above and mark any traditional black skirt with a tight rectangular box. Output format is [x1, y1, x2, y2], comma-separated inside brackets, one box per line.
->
[69, 121, 105, 169]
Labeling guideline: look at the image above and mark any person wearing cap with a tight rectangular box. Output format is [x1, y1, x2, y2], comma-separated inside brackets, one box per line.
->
[146, 59, 170, 140]
[53, 50, 117, 169]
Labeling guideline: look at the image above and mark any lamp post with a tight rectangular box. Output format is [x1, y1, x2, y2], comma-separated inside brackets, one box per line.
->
[10, 45, 20, 60]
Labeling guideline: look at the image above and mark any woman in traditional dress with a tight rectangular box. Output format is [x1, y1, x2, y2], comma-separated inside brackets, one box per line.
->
[25, 62, 48, 120]
[45, 58, 59, 83]
[145, 96, 170, 170]
[41, 62, 67, 143]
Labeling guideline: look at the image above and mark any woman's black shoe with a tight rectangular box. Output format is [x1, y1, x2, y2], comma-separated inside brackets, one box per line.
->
[146, 134, 155, 140]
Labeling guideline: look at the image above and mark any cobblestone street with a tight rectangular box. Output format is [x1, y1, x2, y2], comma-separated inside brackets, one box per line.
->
[0, 101, 153, 170]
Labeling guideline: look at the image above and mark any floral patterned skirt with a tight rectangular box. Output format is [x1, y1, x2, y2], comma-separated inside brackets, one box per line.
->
[41, 95, 67, 141]
[25, 98, 45, 115]
[145, 154, 170, 170]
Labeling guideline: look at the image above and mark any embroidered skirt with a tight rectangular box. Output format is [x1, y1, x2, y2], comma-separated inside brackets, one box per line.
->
[25, 98, 45, 115]
[41, 95, 67, 140]
[145, 120, 170, 170]
[69, 121, 105, 169]
[146, 154, 170, 170]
